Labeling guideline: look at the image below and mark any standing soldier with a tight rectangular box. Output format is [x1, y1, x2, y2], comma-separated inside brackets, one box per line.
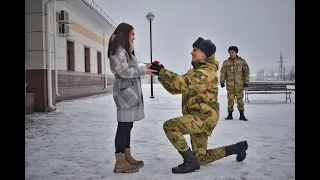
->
[220, 46, 250, 121]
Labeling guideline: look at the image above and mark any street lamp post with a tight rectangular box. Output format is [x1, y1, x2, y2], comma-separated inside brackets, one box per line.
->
[146, 12, 155, 98]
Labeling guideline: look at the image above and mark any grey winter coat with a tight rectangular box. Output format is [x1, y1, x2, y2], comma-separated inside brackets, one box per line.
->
[109, 46, 146, 122]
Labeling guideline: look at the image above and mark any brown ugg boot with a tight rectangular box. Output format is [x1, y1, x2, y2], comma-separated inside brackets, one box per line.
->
[124, 148, 144, 168]
[113, 153, 140, 173]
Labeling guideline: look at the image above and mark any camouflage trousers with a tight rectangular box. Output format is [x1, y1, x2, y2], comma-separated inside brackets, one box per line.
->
[163, 115, 226, 165]
[227, 89, 244, 112]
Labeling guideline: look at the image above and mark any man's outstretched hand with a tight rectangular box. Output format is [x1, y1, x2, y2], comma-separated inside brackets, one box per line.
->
[150, 60, 164, 75]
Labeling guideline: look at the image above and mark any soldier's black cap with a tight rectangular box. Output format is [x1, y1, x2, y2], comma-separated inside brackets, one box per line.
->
[192, 37, 216, 57]
[228, 46, 238, 53]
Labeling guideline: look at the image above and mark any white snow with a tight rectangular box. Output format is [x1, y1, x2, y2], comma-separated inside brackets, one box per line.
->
[25, 84, 295, 180]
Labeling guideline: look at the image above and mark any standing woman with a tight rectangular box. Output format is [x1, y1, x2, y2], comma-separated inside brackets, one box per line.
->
[108, 23, 157, 173]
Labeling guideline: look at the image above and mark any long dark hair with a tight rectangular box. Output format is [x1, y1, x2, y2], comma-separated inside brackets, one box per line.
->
[107, 23, 135, 60]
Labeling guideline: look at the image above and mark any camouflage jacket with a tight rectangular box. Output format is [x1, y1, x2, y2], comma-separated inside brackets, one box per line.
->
[158, 55, 220, 136]
[220, 56, 250, 91]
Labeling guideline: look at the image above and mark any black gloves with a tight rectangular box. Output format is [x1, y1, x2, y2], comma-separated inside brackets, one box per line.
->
[150, 61, 164, 75]
[221, 83, 225, 88]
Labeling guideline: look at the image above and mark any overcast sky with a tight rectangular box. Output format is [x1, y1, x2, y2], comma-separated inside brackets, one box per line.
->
[95, 0, 295, 75]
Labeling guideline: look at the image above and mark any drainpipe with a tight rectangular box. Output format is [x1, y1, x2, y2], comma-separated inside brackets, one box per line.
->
[103, 31, 108, 89]
[25, 68, 27, 94]
[46, 0, 56, 111]
[25, 82, 28, 94]
[53, 1, 60, 97]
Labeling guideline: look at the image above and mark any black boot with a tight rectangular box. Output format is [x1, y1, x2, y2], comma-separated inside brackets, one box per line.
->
[172, 148, 200, 174]
[225, 111, 233, 120]
[224, 141, 248, 162]
[239, 111, 248, 121]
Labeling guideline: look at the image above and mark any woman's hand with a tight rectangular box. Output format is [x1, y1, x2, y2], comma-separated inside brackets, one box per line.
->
[145, 64, 158, 75]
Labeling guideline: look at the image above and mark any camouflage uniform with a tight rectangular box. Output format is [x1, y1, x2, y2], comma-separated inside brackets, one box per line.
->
[220, 56, 250, 112]
[158, 55, 226, 165]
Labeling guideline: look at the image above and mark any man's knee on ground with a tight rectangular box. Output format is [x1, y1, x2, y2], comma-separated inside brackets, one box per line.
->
[194, 148, 227, 165]
[193, 150, 208, 165]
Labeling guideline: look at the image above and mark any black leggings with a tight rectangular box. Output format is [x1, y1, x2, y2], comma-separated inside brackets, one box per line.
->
[115, 122, 133, 153]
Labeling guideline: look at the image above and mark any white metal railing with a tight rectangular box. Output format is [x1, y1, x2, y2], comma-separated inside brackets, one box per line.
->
[82, 0, 117, 27]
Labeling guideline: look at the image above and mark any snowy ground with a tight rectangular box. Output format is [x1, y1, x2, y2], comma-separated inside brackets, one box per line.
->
[25, 84, 295, 180]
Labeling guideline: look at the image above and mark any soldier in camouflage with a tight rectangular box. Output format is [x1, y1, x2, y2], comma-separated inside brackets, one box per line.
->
[150, 38, 248, 174]
[220, 46, 250, 121]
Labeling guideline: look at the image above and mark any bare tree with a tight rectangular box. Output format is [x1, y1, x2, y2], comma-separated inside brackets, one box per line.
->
[270, 71, 275, 80]
[256, 69, 265, 81]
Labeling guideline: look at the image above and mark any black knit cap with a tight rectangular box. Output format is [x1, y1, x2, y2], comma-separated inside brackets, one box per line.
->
[228, 46, 238, 53]
[192, 37, 216, 57]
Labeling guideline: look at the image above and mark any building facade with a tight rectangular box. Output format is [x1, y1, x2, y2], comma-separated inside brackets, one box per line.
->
[25, 0, 116, 114]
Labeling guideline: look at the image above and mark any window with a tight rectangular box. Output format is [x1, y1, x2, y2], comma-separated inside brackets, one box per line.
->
[97, 51, 102, 74]
[84, 47, 90, 72]
[66, 41, 75, 71]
